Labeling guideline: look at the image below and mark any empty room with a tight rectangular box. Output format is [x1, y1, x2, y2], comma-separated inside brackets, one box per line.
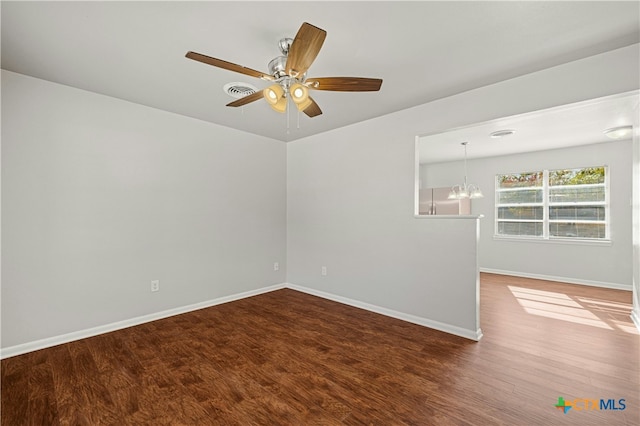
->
[2, 2, 639, 425]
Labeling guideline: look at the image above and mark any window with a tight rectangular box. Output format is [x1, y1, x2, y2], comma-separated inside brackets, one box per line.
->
[495, 166, 608, 241]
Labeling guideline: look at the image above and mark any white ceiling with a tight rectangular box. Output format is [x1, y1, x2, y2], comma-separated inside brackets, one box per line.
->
[2, 1, 639, 142]
[418, 90, 639, 164]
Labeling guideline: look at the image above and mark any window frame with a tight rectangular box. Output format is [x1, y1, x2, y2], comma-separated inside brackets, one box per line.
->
[494, 166, 610, 243]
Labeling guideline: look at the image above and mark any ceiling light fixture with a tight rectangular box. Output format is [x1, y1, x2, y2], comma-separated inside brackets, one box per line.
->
[490, 129, 516, 138]
[263, 80, 314, 114]
[263, 84, 287, 113]
[187, 22, 382, 120]
[290, 82, 312, 111]
[603, 125, 632, 140]
[448, 142, 483, 200]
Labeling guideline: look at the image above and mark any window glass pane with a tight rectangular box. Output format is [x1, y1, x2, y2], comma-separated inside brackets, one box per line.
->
[549, 186, 605, 203]
[495, 166, 607, 241]
[550, 222, 606, 239]
[549, 206, 605, 221]
[497, 221, 543, 237]
[497, 189, 543, 204]
[549, 167, 605, 186]
[498, 206, 544, 220]
[497, 172, 543, 189]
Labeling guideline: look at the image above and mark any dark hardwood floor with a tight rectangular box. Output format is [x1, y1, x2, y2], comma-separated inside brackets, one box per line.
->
[2, 273, 638, 425]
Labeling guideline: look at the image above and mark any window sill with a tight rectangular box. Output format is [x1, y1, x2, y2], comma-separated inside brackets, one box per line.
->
[492, 235, 612, 246]
[415, 214, 484, 220]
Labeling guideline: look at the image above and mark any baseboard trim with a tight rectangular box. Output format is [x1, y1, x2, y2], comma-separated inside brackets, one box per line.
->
[0, 283, 286, 360]
[479, 268, 632, 291]
[1, 280, 485, 359]
[632, 307, 640, 333]
[285, 283, 483, 341]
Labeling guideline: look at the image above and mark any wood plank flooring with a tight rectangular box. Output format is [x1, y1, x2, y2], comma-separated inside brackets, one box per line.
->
[2, 273, 638, 425]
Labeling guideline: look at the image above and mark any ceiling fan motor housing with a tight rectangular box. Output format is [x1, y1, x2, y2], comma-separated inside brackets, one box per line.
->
[268, 56, 288, 79]
[278, 37, 294, 55]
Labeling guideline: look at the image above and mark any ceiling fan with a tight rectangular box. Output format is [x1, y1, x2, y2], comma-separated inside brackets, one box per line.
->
[185, 22, 383, 118]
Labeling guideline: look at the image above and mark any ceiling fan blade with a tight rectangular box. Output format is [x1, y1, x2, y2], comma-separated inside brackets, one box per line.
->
[285, 23, 327, 77]
[186, 51, 274, 81]
[306, 77, 383, 92]
[226, 90, 264, 107]
[303, 97, 322, 117]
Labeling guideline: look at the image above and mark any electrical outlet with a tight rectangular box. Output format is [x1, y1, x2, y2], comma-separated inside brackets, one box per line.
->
[151, 280, 160, 292]
[274, 262, 279, 271]
[321, 266, 327, 276]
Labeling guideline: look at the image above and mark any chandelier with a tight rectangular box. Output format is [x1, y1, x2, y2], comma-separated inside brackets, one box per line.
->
[448, 142, 484, 200]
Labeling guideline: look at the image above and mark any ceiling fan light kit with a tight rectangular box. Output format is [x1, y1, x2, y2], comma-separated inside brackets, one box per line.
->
[264, 84, 284, 104]
[290, 83, 312, 111]
[186, 22, 383, 118]
[264, 84, 287, 113]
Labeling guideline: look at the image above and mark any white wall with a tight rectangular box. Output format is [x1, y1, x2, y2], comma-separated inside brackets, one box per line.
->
[287, 44, 639, 338]
[287, 136, 482, 337]
[2, 43, 638, 353]
[423, 141, 633, 288]
[1, 71, 287, 349]
[632, 98, 640, 329]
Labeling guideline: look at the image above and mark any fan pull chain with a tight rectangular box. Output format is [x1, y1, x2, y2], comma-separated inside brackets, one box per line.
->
[286, 98, 290, 134]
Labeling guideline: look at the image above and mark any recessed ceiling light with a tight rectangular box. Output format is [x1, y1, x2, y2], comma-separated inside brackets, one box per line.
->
[490, 129, 516, 138]
[603, 125, 632, 140]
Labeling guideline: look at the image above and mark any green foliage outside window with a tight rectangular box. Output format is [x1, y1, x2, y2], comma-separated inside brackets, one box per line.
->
[549, 167, 605, 186]
[498, 171, 543, 188]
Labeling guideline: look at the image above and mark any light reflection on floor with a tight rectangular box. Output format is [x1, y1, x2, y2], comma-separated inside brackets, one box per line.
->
[508, 285, 637, 333]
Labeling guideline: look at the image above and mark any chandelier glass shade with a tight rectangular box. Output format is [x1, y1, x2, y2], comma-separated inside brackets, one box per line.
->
[448, 142, 483, 200]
